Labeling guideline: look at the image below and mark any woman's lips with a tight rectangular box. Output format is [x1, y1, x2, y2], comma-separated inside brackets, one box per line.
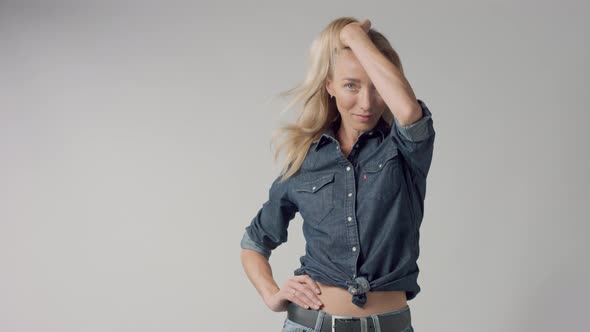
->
[354, 114, 372, 121]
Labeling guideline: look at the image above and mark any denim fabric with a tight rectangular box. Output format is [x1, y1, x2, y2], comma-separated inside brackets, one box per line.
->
[241, 99, 435, 308]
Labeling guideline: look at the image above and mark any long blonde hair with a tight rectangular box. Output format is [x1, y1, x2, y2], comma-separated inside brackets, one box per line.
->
[271, 17, 404, 182]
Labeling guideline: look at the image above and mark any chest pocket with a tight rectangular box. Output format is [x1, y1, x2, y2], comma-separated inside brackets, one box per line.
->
[293, 173, 335, 226]
[361, 145, 403, 201]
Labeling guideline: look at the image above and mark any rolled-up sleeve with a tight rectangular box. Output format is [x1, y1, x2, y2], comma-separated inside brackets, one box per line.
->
[240, 175, 299, 260]
[391, 99, 436, 179]
[390, 99, 436, 209]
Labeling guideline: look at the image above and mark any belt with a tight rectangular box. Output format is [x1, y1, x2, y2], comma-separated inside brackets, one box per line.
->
[286, 302, 411, 332]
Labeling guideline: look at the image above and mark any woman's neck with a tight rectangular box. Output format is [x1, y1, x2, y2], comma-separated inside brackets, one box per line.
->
[337, 124, 364, 150]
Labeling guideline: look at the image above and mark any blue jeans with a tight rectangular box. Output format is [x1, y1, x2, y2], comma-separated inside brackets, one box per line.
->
[281, 305, 414, 332]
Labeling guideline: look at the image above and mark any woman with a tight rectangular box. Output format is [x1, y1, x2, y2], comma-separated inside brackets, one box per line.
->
[240, 17, 435, 332]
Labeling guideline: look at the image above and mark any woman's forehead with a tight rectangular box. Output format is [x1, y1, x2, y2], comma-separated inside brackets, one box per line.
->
[334, 53, 368, 80]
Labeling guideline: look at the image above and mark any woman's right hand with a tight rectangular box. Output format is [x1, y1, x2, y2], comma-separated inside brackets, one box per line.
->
[340, 18, 371, 48]
[264, 275, 324, 312]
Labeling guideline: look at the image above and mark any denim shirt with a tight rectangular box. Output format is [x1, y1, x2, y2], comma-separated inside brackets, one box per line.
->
[240, 99, 435, 308]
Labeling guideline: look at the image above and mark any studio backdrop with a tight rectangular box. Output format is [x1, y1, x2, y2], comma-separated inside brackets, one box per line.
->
[1, 1, 588, 331]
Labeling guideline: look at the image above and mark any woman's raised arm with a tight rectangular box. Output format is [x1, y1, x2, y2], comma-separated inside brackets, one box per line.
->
[340, 19, 423, 127]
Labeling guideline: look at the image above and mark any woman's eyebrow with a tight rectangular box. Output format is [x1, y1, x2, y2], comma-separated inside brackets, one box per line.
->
[342, 78, 361, 82]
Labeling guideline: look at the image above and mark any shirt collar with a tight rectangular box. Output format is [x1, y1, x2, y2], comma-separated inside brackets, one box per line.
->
[313, 115, 390, 152]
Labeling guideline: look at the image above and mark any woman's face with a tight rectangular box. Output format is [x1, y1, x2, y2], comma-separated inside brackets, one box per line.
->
[326, 48, 387, 133]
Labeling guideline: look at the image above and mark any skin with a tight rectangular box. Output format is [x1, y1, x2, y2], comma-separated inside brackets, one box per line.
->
[240, 247, 323, 312]
[326, 47, 387, 156]
[242, 18, 423, 314]
[327, 20, 387, 156]
[330, 19, 423, 155]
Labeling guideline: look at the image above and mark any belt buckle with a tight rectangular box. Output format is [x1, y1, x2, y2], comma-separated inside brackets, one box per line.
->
[331, 315, 352, 332]
[331, 315, 337, 332]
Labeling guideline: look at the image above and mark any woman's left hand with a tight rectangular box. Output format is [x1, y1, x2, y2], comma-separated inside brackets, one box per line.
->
[340, 18, 371, 47]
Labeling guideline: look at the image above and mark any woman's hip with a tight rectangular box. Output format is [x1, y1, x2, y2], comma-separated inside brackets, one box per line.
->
[282, 301, 413, 332]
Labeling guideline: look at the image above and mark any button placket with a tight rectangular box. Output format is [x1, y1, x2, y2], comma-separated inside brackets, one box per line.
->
[344, 161, 361, 280]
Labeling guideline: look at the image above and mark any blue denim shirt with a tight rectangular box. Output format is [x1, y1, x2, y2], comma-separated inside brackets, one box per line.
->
[240, 99, 435, 308]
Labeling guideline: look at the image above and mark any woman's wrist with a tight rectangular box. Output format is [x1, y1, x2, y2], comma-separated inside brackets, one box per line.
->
[340, 19, 371, 48]
[341, 27, 367, 47]
[262, 286, 280, 303]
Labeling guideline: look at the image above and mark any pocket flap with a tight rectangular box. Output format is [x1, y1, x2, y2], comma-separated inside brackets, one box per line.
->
[364, 146, 399, 173]
[294, 173, 335, 193]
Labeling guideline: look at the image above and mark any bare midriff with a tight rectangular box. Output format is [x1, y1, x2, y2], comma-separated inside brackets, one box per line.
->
[315, 281, 408, 317]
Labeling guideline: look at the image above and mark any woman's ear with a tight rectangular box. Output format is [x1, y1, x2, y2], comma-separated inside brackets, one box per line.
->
[325, 79, 334, 97]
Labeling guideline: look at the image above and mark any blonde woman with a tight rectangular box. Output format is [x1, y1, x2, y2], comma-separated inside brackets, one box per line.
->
[240, 17, 435, 332]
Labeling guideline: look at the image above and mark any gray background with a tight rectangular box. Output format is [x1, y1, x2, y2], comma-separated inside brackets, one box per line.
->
[1, 0, 588, 331]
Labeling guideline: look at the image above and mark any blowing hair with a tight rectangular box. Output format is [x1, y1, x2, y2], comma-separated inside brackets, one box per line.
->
[270, 17, 404, 183]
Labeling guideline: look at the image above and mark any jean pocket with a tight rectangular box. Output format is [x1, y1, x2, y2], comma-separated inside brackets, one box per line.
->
[293, 172, 335, 226]
[360, 144, 402, 201]
[282, 317, 314, 332]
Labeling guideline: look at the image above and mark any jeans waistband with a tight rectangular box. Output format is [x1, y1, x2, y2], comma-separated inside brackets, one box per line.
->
[286, 301, 411, 332]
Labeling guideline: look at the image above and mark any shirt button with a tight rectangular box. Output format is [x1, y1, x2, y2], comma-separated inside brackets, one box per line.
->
[355, 144, 359, 148]
[348, 193, 352, 197]
[347, 216, 352, 221]
[369, 132, 373, 135]
[352, 246, 357, 252]
[346, 166, 351, 171]
[312, 186, 316, 190]
[379, 164, 382, 168]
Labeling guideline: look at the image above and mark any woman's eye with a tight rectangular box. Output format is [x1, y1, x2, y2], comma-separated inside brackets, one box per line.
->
[345, 83, 356, 89]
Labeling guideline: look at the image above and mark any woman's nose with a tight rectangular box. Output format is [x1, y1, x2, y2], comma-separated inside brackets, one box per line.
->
[359, 88, 375, 110]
